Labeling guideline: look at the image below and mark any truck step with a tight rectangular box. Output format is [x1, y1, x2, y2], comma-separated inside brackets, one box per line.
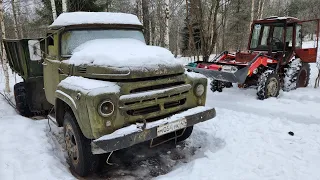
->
[47, 114, 58, 126]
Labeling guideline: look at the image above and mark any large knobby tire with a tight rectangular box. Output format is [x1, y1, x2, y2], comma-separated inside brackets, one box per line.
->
[63, 112, 100, 177]
[14, 82, 32, 117]
[283, 58, 310, 92]
[257, 70, 280, 100]
[176, 126, 193, 142]
[210, 80, 232, 93]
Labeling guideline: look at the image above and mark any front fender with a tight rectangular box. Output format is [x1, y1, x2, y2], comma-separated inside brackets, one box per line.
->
[55, 88, 94, 139]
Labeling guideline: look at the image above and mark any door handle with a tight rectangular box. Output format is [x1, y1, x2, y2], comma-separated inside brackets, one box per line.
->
[42, 62, 47, 66]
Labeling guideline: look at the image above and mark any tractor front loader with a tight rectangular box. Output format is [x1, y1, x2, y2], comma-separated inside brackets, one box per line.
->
[188, 17, 320, 100]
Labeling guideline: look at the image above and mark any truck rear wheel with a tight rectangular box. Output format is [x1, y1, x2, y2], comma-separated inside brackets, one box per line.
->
[283, 58, 310, 92]
[63, 112, 100, 177]
[257, 70, 280, 100]
[14, 82, 32, 117]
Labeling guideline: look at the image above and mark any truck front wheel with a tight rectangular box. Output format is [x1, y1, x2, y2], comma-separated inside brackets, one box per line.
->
[14, 82, 32, 117]
[63, 112, 100, 177]
[176, 126, 193, 142]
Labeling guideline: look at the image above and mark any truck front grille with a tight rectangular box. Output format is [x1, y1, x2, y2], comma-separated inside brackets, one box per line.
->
[164, 98, 186, 109]
[127, 105, 161, 116]
[130, 81, 185, 93]
[120, 84, 191, 119]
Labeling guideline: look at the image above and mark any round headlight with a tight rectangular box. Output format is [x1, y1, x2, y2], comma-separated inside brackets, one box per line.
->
[98, 100, 114, 117]
[195, 84, 205, 97]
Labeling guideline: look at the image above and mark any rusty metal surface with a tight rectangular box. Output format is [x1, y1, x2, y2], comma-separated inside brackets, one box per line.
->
[91, 107, 216, 154]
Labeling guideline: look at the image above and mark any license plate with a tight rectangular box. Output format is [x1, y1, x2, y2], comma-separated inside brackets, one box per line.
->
[157, 118, 187, 136]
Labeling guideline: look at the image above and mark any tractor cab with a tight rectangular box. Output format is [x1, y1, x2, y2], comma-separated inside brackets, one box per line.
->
[248, 16, 302, 63]
[187, 16, 320, 99]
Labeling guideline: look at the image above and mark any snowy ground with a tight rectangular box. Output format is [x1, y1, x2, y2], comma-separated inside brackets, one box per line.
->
[1, 59, 320, 179]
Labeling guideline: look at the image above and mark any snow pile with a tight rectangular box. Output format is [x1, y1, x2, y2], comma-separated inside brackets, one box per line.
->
[95, 106, 213, 141]
[49, 12, 142, 28]
[59, 76, 120, 95]
[68, 39, 182, 68]
[0, 71, 74, 179]
[0, 117, 74, 180]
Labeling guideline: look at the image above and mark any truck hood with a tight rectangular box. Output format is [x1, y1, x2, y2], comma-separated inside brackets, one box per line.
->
[68, 38, 184, 79]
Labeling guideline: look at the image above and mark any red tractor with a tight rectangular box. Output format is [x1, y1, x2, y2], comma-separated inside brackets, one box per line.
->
[188, 17, 320, 100]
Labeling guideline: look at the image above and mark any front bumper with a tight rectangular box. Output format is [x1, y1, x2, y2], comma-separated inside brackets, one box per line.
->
[91, 106, 216, 154]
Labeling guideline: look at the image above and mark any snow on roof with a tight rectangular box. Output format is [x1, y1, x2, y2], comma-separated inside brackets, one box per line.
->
[59, 76, 120, 95]
[259, 16, 299, 21]
[68, 38, 182, 69]
[49, 12, 142, 28]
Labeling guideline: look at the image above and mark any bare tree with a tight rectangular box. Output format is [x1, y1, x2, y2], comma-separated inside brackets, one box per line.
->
[11, 0, 19, 38]
[250, 0, 255, 32]
[142, 0, 150, 44]
[258, 0, 266, 19]
[50, 0, 57, 20]
[189, 0, 221, 62]
[16, 0, 23, 38]
[0, 0, 10, 93]
[136, 0, 143, 22]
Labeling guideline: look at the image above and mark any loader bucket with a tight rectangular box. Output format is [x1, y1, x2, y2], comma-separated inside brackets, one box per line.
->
[187, 66, 249, 84]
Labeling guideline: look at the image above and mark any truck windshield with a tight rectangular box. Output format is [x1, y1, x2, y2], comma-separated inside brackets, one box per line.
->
[61, 29, 145, 56]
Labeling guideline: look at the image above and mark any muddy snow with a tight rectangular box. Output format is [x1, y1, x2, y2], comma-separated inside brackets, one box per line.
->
[1, 62, 320, 179]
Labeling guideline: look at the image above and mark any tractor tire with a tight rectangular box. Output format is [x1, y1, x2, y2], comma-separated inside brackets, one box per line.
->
[210, 80, 230, 92]
[63, 111, 100, 177]
[257, 70, 280, 100]
[283, 58, 310, 92]
[14, 82, 32, 117]
[176, 126, 193, 142]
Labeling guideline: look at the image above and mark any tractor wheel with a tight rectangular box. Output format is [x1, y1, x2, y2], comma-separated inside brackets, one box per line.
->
[63, 111, 100, 177]
[283, 58, 310, 92]
[14, 82, 32, 117]
[176, 126, 193, 142]
[257, 70, 280, 100]
[210, 80, 230, 92]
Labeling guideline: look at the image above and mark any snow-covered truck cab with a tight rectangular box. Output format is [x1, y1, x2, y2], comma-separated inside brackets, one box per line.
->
[5, 12, 215, 176]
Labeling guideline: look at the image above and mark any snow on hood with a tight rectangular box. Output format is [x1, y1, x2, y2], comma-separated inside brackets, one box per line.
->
[68, 39, 182, 68]
[49, 12, 142, 28]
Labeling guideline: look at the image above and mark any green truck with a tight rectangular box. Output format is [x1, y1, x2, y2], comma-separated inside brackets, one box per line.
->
[4, 12, 216, 177]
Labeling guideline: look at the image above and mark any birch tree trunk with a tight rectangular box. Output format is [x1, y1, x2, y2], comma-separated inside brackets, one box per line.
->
[0, 0, 10, 93]
[62, 0, 67, 12]
[50, 0, 57, 20]
[164, 0, 170, 49]
[11, 0, 19, 39]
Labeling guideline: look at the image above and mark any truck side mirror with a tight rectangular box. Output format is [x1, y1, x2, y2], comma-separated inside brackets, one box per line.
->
[28, 40, 42, 61]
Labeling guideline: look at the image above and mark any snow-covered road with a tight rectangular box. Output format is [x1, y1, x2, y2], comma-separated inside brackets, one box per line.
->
[1, 63, 320, 180]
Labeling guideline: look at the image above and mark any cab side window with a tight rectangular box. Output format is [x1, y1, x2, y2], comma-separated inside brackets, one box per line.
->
[46, 33, 56, 57]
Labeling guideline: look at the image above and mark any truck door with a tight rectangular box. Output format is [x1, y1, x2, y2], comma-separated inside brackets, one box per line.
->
[43, 34, 61, 105]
